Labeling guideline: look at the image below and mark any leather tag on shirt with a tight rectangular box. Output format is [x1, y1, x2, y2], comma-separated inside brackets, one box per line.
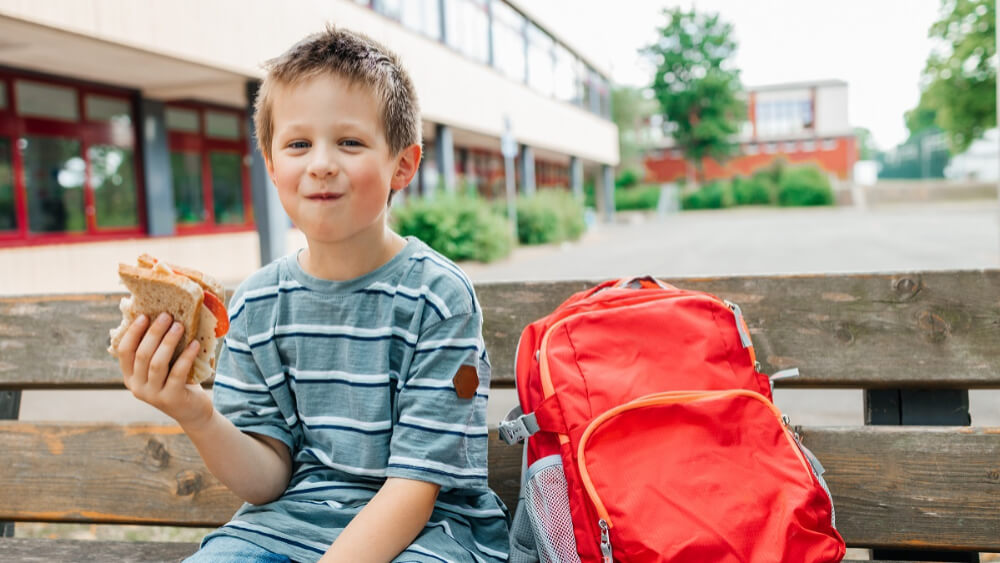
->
[453, 365, 479, 399]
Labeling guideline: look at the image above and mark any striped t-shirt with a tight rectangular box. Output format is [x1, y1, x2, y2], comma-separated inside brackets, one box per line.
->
[201, 237, 510, 563]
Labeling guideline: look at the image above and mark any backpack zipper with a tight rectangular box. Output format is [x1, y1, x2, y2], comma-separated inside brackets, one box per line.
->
[575, 390, 813, 540]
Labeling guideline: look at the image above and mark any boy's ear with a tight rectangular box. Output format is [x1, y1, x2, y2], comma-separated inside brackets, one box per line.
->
[391, 144, 422, 192]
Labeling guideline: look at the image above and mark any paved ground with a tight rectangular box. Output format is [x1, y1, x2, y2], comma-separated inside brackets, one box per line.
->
[19, 200, 1000, 427]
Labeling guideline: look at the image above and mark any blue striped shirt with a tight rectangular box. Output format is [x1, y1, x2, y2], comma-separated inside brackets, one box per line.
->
[202, 238, 509, 562]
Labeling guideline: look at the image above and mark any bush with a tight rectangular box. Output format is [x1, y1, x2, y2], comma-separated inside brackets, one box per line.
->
[391, 195, 514, 262]
[514, 190, 586, 245]
[615, 185, 661, 211]
[615, 169, 640, 189]
[777, 166, 835, 206]
[731, 176, 774, 205]
[681, 181, 732, 210]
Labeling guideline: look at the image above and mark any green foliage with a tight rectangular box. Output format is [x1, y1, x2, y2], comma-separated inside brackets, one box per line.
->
[612, 86, 658, 178]
[777, 167, 835, 207]
[391, 195, 513, 262]
[730, 176, 773, 205]
[644, 7, 747, 173]
[909, 0, 996, 152]
[514, 190, 586, 245]
[615, 169, 640, 189]
[681, 181, 732, 210]
[853, 127, 876, 161]
[615, 185, 662, 211]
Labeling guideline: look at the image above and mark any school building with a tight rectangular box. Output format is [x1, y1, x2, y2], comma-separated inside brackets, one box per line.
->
[643, 80, 857, 184]
[0, 0, 619, 293]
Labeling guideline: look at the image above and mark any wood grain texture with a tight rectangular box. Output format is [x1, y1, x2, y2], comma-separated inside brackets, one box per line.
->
[797, 425, 1000, 552]
[3, 270, 998, 390]
[3, 422, 998, 552]
[0, 538, 198, 562]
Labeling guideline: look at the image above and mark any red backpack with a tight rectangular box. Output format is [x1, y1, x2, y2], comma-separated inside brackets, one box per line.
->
[500, 277, 846, 562]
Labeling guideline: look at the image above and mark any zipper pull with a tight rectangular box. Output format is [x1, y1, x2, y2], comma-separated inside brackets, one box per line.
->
[723, 300, 753, 348]
[599, 519, 613, 562]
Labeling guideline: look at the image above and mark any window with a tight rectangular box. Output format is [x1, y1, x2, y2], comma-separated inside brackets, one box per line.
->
[755, 98, 813, 138]
[210, 152, 245, 224]
[171, 152, 204, 224]
[802, 140, 817, 152]
[0, 138, 15, 232]
[89, 144, 138, 228]
[0, 71, 143, 245]
[22, 136, 86, 233]
[407, 0, 442, 39]
[782, 141, 798, 153]
[744, 144, 759, 156]
[491, 1, 526, 82]
[526, 23, 554, 96]
[15, 80, 78, 122]
[822, 138, 838, 151]
[553, 44, 579, 103]
[167, 104, 251, 231]
[205, 111, 241, 140]
[764, 143, 778, 154]
[445, 0, 489, 64]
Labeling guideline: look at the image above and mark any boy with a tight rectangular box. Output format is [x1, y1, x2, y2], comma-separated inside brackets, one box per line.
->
[116, 27, 509, 562]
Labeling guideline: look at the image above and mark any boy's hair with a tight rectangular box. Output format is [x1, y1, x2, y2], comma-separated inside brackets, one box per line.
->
[253, 26, 422, 164]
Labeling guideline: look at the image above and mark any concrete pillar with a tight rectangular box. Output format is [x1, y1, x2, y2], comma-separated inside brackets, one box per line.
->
[569, 156, 584, 201]
[600, 164, 615, 223]
[435, 124, 456, 193]
[138, 98, 175, 237]
[246, 81, 288, 265]
[519, 144, 536, 196]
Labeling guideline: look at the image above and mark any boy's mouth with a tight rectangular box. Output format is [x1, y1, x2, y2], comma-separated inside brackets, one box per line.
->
[307, 193, 344, 201]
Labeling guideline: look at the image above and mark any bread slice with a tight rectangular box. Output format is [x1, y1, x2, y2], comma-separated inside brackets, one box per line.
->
[108, 263, 204, 374]
[136, 253, 226, 301]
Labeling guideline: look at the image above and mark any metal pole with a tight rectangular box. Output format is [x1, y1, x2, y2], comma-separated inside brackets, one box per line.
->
[504, 155, 518, 242]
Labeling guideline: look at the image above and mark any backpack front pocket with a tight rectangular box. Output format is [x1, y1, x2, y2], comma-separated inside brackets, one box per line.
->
[576, 390, 844, 563]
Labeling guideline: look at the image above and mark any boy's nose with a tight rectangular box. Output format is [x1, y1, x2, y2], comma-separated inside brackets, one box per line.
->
[307, 148, 339, 178]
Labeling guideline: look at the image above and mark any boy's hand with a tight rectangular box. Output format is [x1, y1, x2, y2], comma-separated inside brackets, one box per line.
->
[117, 312, 213, 430]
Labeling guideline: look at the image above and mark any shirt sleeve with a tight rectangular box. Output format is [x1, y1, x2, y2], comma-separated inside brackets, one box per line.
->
[211, 286, 295, 451]
[387, 311, 491, 490]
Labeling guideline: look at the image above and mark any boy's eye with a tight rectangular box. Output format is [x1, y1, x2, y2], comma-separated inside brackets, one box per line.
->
[341, 139, 363, 147]
[288, 141, 310, 149]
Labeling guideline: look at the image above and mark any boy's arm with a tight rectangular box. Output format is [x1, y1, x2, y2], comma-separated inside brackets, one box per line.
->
[319, 477, 440, 563]
[117, 313, 292, 505]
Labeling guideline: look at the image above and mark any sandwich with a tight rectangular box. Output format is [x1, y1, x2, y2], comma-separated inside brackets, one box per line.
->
[108, 254, 229, 384]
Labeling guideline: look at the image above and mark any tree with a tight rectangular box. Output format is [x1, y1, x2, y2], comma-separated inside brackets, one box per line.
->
[611, 86, 658, 184]
[644, 7, 746, 186]
[909, 0, 996, 153]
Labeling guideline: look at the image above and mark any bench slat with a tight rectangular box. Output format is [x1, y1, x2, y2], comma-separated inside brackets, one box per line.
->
[1, 422, 998, 552]
[0, 538, 198, 562]
[3, 270, 999, 390]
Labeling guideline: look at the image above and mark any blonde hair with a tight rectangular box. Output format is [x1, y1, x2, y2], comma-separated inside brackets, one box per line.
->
[253, 26, 421, 163]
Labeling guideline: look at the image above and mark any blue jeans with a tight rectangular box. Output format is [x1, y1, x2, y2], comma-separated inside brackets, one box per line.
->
[183, 535, 293, 563]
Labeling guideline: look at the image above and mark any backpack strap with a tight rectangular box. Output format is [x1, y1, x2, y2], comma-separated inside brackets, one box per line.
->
[498, 397, 566, 445]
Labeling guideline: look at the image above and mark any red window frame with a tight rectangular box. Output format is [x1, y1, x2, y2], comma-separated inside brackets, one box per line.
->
[0, 68, 147, 247]
[166, 102, 254, 235]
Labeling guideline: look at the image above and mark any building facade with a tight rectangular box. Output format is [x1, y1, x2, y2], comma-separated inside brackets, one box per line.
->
[0, 0, 619, 265]
[643, 80, 856, 184]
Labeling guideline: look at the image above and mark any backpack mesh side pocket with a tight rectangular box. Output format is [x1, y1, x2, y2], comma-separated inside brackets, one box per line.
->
[522, 455, 581, 563]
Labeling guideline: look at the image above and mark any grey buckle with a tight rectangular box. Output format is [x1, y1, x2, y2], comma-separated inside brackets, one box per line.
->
[498, 406, 539, 445]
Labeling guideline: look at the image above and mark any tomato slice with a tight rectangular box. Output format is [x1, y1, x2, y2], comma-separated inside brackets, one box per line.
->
[203, 291, 229, 337]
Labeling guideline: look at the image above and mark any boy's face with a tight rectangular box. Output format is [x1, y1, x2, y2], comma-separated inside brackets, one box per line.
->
[266, 73, 416, 247]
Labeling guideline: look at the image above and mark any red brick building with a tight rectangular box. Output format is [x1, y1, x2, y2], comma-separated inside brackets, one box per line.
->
[643, 80, 857, 183]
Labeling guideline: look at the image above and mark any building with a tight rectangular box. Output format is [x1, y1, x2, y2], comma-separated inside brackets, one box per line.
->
[0, 0, 619, 292]
[643, 79, 856, 184]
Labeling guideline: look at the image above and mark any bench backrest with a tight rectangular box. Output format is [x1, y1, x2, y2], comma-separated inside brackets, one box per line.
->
[1, 271, 999, 552]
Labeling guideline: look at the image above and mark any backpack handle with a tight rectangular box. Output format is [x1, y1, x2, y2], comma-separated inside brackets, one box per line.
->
[615, 276, 675, 291]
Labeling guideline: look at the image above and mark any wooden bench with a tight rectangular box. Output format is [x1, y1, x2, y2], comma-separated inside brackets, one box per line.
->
[1, 270, 998, 562]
